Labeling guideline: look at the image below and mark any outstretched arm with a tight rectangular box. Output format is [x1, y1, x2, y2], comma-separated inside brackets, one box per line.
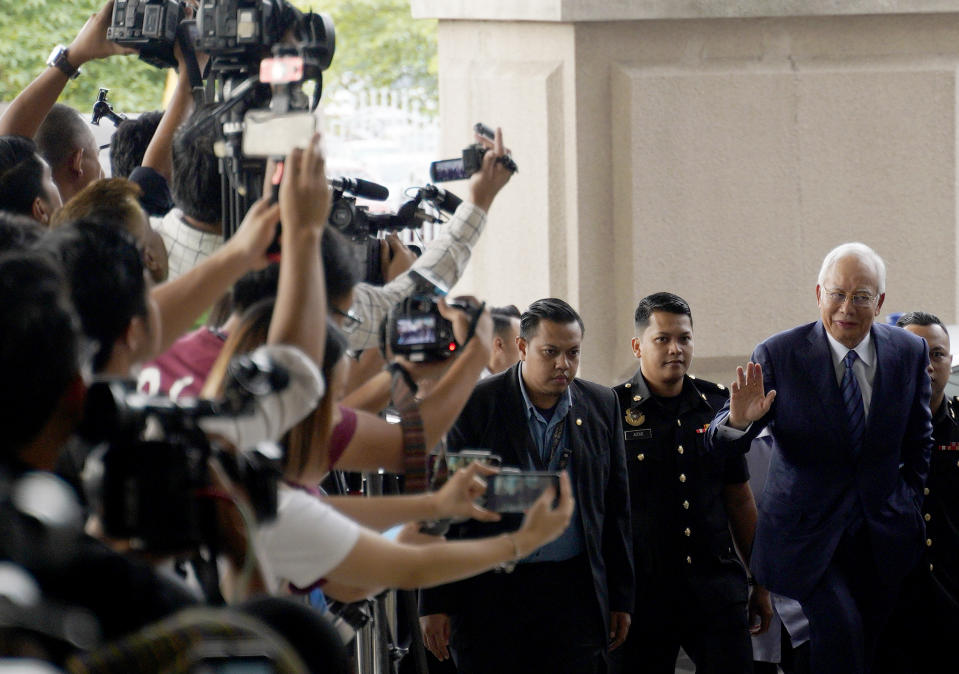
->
[141, 42, 208, 183]
[0, 0, 133, 138]
[267, 133, 330, 368]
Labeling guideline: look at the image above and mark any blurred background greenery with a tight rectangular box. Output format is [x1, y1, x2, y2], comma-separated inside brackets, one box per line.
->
[0, 0, 437, 115]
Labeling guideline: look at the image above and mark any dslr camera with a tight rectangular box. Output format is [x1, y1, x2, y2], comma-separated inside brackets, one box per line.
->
[386, 269, 483, 363]
[387, 296, 460, 363]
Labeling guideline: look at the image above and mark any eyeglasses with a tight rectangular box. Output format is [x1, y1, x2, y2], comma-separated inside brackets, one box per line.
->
[822, 290, 878, 307]
[929, 349, 951, 364]
[332, 306, 363, 333]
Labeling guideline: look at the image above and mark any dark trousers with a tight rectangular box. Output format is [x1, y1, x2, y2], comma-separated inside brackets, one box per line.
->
[449, 555, 606, 674]
[876, 558, 959, 674]
[613, 576, 752, 674]
[802, 526, 899, 674]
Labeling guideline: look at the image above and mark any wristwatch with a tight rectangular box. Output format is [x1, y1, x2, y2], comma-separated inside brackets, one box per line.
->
[46, 45, 80, 80]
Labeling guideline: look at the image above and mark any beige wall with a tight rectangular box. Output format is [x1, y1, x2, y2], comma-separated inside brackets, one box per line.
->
[413, 1, 959, 386]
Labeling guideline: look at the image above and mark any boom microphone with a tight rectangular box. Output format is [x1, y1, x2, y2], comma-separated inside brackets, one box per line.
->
[329, 177, 389, 201]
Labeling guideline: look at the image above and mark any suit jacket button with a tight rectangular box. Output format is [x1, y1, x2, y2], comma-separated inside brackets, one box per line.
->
[683, 500, 690, 509]
[930, 563, 935, 572]
[625, 383, 631, 389]
[925, 513, 931, 522]
[686, 556, 693, 564]
[684, 527, 692, 537]
[576, 418, 582, 426]
[926, 538, 933, 547]
[677, 445, 684, 454]
[679, 474, 687, 483]
[637, 453, 645, 461]
[925, 487, 931, 496]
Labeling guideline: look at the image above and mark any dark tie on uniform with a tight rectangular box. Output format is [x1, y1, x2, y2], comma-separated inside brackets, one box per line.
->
[841, 350, 865, 455]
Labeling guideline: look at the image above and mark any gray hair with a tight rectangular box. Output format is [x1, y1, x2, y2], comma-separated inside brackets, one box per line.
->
[817, 242, 886, 295]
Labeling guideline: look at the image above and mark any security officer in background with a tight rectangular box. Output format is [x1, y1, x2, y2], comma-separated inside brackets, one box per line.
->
[611, 292, 772, 673]
[878, 311, 959, 673]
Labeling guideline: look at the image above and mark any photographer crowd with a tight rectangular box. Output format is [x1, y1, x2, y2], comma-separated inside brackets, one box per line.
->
[0, 1, 955, 674]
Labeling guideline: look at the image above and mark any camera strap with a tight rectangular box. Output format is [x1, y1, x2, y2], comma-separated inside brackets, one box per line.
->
[460, 301, 486, 349]
[388, 364, 427, 493]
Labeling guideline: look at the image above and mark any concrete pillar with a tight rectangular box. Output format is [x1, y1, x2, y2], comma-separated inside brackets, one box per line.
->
[412, 0, 959, 386]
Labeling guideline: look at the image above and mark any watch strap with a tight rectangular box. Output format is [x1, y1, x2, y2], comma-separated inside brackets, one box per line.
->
[48, 46, 80, 80]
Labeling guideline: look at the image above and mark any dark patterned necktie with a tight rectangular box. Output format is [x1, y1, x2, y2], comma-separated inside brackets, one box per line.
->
[841, 350, 865, 455]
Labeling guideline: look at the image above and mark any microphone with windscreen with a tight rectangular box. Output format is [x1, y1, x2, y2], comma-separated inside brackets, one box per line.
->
[328, 177, 389, 201]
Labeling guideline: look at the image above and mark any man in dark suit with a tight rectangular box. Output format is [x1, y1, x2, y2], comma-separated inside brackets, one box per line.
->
[706, 242, 933, 674]
[419, 298, 633, 674]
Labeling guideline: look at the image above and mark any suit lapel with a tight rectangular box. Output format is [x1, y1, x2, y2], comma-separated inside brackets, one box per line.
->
[503, 363, 540, 468]
[806, 323, 847, 442]
[863, 324, 888, 445]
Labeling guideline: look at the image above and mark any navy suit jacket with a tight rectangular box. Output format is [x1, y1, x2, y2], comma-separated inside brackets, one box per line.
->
[419, 363, 634, 630]
[706, 321, 933, 600]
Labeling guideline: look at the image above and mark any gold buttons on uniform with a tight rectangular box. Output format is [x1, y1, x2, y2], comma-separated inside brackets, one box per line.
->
[925, 513, 931, 522]
[677, 445, 684, 455]
[633, 395, 641, 402]
[683, 500, 690, 510]
[686, 556, 693, 564]
[679, 474, 687, 483]
[637, 454, 645, 461]
[925, 487, 931, 496]
[926, 538, 933, 547]
[625, 383, 631, 389]
[684, 528, 691, 537]
[576, 418, 582, 426]
[930, 563, 935, 572]
[677, 419, 682, 427]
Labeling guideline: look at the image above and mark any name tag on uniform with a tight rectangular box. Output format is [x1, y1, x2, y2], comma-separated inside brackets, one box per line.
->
[938, 443, 959, 451]
[625, 429, 652, 441]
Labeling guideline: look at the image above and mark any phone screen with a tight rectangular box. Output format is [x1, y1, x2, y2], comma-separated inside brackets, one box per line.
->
[484, 473, 560, 513]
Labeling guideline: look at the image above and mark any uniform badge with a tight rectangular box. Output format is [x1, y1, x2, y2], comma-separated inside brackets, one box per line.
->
[625, 409, 645, 427]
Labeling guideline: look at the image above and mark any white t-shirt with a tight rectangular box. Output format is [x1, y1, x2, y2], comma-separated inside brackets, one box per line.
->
[256, 484, 361, 592]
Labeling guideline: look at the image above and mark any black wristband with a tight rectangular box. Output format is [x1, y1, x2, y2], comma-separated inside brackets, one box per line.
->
[461, 301, 486, 348]
[386, 361, 418, 397]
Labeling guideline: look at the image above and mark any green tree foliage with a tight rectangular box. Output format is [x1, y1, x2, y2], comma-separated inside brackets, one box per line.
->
[307, 0, 437, 103]
[0, 0, 437, 114]
[0, 0, 167, 114]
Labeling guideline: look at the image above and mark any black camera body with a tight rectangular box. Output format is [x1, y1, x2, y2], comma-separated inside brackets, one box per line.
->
[387, 296, 459, 363]
[108, 0, 184, 69]
[196, 0, 292, 57]
[329, 190, 406, 286]
[429, 122, 518, 183]
[79, 352, 289, 553]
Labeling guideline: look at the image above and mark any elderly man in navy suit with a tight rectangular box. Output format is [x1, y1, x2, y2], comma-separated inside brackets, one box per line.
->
[707, 242, 933, 674]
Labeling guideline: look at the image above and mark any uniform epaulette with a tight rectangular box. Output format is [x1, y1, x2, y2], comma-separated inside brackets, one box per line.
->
[689, 376, 728, 395]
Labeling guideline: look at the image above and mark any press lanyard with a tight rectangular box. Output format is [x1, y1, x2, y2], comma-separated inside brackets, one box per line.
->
[532, 416, 570, 471]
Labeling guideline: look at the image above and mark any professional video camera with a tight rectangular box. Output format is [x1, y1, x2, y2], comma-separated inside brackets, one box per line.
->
[329, 181, 465, 286]
[108, 0, 336, 238]
[429, 123, 518, 183]
[108, 0, 184, 69]
[77, 349, 292, 553]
